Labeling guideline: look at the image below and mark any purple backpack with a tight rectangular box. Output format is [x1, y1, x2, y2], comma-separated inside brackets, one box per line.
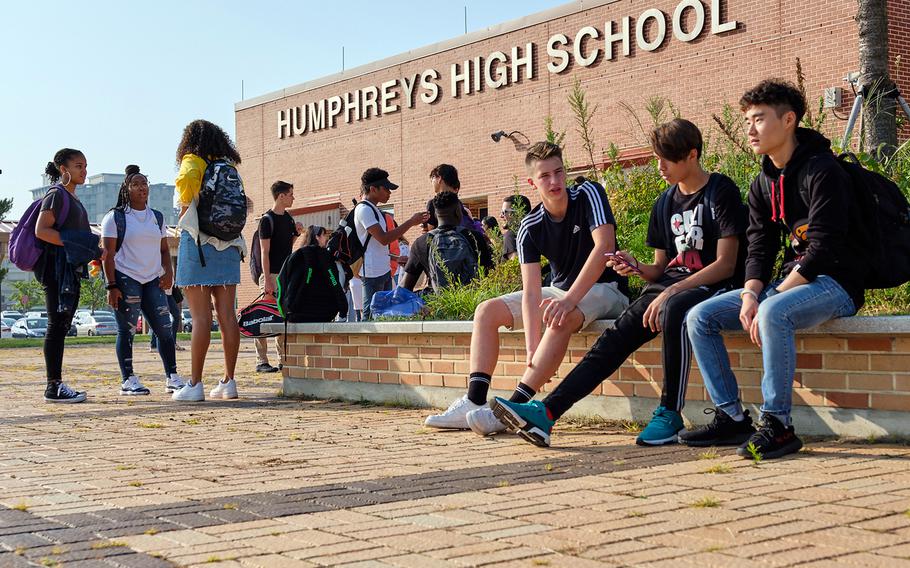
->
[9, 185, 71, 271]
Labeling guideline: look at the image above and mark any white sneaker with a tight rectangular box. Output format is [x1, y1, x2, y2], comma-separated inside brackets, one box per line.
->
[172, 381, 204, 402]
[209, 378, 238, 400]
[166, 373, 187, 393]
[424, 396, 482, 429]
[466, 406, 509, 436]
[120, 375, 150, 396]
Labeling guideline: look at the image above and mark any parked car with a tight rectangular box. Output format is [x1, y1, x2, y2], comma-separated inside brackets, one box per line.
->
[25, 311, 48, 319]
[73, 313, 118, 336]
[1, 321, 11, 339]
[11, 318, 48, 338]
[2, 317, 18, 328]
[1, 310, 24, 321]
[182, 309, 218, 332]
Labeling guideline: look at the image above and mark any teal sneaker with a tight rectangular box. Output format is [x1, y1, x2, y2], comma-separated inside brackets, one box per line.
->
[490, 398, 555, 447]
[636, 406, 685, 446]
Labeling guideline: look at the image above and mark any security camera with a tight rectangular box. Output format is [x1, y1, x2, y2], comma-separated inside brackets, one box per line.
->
[491, 130, 507, 143]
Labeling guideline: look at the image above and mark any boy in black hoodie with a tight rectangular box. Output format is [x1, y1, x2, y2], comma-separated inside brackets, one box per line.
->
[679, 80, 864, 459]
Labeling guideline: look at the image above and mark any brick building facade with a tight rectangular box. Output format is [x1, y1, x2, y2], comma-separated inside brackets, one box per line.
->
[235, 0, 908, 306]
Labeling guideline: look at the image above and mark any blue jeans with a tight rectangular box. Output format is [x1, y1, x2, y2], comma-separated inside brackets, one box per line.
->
[686, 276, 856, 425]
[114, 271, 177, 380]
[361, 272, 392, 321]
[150, 294, 180, 349]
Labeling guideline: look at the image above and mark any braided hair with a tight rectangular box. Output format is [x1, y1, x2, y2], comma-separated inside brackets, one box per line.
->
[113, 164, 145, 211]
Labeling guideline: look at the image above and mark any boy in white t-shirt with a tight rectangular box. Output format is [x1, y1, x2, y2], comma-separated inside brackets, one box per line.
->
[353, 168, 428, 320]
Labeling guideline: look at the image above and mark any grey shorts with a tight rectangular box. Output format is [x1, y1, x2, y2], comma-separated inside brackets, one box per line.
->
[498, 281, 629, 331]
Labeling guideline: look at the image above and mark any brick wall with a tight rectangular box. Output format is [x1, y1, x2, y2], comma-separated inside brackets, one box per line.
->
[235, 0, 909, 307]
[277, 319, 910, 418]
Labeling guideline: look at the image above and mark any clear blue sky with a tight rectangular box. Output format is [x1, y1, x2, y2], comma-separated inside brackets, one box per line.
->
[0, 0, 562, 218]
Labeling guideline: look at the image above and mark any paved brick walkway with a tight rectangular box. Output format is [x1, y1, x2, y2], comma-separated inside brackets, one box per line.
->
[2, 343, 910, 567]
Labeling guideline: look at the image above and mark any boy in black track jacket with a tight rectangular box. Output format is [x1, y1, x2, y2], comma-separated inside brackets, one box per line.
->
[679, 79, 864, 460]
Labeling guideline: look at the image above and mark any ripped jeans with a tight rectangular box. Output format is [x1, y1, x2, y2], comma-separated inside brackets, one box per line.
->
[113, 271, 177, 381]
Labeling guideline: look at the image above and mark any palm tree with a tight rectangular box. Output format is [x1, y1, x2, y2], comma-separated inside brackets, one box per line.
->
[857, 0, 897, 158]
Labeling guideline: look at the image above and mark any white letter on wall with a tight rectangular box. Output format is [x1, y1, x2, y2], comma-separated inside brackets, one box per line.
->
[605, 17, 631, 59]
[420, 69, 441, 104]
[362, 86, 379, 119]
[547, 33, 570, 73]
[636, 9, 667, 52]
[381, 79, 400, 114]
[511, 43, 534, 83]
[673, 0, 705, 42]
[485, 52, 508, 89]
[574, 26, 600, 67]
[711, 0, 737, 34]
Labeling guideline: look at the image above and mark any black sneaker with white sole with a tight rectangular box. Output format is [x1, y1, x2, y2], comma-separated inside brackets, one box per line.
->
[678, 407, 755, 447]
[736, 413, 803, 460]
[256, 363, 279, 373]
[44, 382, 87, 403]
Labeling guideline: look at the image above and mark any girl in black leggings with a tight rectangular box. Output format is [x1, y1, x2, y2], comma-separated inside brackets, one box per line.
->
[35, 148, 102, 403]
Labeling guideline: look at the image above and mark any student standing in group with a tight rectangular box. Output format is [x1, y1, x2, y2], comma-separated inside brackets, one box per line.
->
[680, 80, 864, 459]
[425, 164, 481, 232]
[172, 119, 247, 402]
[276, 225, 348, 322]
[424, 142, 630, 433]
[256, 180, 300, 373]
[500, 194, 531, 262]
[35, 149, 101, 403]
[101, 165, 187, 396]
[400, 191, 494, 294]
[354, 168, 428, 320]
[492, 120, 747, 447]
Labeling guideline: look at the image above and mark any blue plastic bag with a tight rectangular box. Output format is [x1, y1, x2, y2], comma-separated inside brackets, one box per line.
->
[370, 287, 425, 318]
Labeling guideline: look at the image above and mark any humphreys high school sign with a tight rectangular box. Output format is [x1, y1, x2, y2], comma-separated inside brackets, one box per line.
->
[277, 0, 737, 140]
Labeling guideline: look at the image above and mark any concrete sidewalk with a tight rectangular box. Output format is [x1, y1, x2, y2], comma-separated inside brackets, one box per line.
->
[1, 343, 910, 567]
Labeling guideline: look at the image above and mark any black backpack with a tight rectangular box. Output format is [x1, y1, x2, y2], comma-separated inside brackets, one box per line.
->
[112, 207, 165, 252]
[197, 159, 247, 241]
[249, 213, 272, 284]
[426, 227, 480, 292]
[326, 201, 383, 276]
[276, 246, 348, 323]
[655, 173, 749, 288]
[761, 153, 910, 289]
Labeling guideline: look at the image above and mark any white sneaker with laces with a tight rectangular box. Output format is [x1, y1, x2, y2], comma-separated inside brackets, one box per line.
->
[172, 380, 204, 402]
[120, 375, 150, 396]
[466, 405, 509, 436]
[209, 378, 238, 400]
[166, 373, 187, 393]
[424, 395, 482, 429]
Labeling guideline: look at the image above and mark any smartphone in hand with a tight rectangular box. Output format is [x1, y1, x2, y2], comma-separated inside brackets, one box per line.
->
[605, 252, 643, 275]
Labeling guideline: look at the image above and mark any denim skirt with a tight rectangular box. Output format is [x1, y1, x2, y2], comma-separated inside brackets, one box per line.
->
[176, 230, 241, 287]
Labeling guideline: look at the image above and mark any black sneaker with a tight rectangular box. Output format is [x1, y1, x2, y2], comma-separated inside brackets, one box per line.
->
[736, 413, 803, 460]
[256, 363, 279, 373]
[44, 382, 87, 403]
[678, 407, 755, 447]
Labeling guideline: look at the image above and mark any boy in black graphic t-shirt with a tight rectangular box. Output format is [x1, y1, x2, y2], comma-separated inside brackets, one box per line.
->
[423, 142, 630, 435]
[492, 119, 747, 448]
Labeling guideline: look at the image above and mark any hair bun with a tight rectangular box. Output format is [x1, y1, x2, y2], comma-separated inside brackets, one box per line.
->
[125, 164, 140, 176]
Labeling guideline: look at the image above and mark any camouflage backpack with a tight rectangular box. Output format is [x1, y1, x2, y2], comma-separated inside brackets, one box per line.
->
[197, 159, 247, 242]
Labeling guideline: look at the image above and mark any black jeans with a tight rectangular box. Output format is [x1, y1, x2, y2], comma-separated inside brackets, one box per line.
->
[42, 268, 80, 385]
[544, 283, 717, 419]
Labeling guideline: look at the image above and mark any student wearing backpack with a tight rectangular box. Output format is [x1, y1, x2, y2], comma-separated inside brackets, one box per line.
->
[33, 148, 101, 403]
[173, 120, 247, 402]
[276, 225, 347, 322]
[424, 142, 630, 433]
[491, 120, 747, 447]
[400, 191, 494, 294]
[679, 80, 865, 459]
[101, 165, 187, 396]
[355, 168, 429, 320]
[255, 180, 300, 373]
[425, 164, 481, 232]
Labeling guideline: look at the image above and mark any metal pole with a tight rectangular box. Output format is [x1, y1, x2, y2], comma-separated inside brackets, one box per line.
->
[464, 6, 467, 34]
[843, 92, 864, 145]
